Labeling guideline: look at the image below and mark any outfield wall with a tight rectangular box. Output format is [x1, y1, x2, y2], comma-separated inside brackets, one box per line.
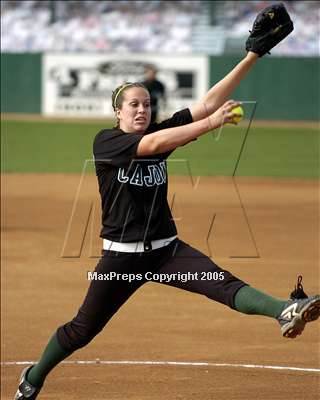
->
[209, 56, 320, 121]
[1, 53, 319, 121]
[1, 53, 42, 114]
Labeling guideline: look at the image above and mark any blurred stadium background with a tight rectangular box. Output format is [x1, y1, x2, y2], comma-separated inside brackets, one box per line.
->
[1, 4, 320, 399]
[1, 1, 319, 175]
[1, 0, 319, 54]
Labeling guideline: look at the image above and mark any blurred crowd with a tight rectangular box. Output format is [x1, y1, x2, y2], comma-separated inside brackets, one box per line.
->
[1, 0, 199, 53]
[1, 0, 319, 56]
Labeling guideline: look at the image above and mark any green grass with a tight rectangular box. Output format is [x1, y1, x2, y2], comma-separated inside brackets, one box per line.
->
[1, 119, 319, 178]
[169, 125, 320, 178]
[1, 119, 104, 173]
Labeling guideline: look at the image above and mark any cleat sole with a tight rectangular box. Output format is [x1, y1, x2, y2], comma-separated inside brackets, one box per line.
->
[302, 298, 320, 323]
[282, 296, 320, 339]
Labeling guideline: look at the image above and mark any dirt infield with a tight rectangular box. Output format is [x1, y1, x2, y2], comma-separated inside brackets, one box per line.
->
[1, 174, 319, 399]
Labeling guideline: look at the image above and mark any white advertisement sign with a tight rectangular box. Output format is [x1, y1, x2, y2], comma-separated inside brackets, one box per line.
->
[42, 53, 208, 118]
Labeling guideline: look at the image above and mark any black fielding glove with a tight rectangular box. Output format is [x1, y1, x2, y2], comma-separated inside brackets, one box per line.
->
[245, 3, 294, 57]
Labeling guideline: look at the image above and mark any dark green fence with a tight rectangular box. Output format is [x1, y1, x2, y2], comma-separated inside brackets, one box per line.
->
[209, 56, 320, 121]
[1, 53, 319, 120]
[1, 53, 42, 113]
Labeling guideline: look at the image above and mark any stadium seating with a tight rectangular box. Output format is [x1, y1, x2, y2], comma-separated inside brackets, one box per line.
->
[1, 0, 319, 56]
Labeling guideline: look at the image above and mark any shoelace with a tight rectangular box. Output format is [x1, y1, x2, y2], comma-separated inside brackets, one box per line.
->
[290, 275, 308, 300]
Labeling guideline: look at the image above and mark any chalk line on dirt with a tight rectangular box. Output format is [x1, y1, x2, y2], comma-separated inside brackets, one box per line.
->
[1, 360, 319, 373]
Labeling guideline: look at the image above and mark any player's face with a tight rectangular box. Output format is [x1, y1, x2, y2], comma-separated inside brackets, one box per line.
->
[117, 87, 151, 134]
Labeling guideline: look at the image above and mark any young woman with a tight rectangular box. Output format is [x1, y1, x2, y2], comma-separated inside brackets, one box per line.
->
[15, 51, 320, 400]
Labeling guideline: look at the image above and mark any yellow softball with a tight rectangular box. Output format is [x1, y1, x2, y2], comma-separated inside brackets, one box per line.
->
[231, 105, 244, 124]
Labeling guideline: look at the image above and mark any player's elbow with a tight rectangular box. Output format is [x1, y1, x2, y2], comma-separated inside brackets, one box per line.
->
[136, 135, 161, 156]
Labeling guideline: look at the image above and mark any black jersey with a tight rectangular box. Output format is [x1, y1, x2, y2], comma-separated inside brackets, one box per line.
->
[93, 108, 193, 242]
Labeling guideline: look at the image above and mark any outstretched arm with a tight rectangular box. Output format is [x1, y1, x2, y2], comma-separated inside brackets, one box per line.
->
[190, 52, 258, 122]
[190, 1, 294, 122]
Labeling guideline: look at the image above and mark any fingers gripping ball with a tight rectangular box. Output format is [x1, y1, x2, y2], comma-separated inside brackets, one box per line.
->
[231, 105, 244, 124]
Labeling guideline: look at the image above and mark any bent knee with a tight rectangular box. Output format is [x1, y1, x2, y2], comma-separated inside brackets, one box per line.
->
[57, 318, 105, 352]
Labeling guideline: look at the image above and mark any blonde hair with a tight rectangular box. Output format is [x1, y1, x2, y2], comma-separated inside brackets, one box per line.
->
[111, 82, 148, 128]
[112, 82, 147, 110]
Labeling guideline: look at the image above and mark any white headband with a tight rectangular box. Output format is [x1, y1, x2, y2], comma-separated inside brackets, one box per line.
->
[113, 83, 134, 109]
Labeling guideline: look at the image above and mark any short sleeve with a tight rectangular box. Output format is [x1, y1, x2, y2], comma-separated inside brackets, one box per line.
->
[148, 108, 193, 133]
[146, 108, 195, 158]
[93, 129, 143, 167]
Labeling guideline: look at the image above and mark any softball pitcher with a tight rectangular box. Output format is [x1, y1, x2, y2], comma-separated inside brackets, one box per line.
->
[14, 4, 320, 399]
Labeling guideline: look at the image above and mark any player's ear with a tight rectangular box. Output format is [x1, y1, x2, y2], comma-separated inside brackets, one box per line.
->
[115, 108, 121, 119]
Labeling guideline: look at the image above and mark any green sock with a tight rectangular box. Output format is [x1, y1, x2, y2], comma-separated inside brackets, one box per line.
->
[27, 333, 71, 387]
[234, 285, 286, 318]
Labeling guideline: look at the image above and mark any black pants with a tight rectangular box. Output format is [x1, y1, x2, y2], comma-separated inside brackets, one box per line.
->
[57, 239, 246, 352]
